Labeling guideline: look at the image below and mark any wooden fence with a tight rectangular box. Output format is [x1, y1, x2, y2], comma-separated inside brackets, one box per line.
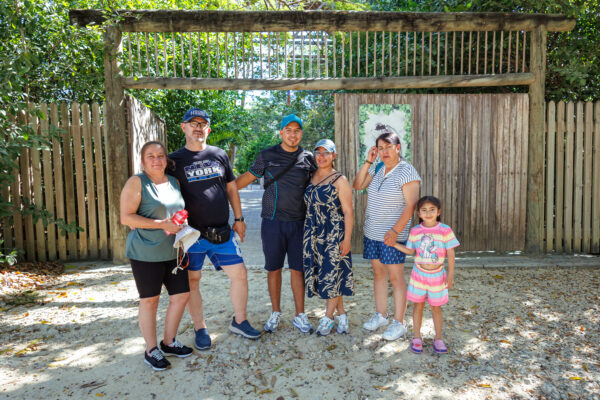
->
[1, 96, 166, 262]
[2, 97, 598, 261]
[2, 103, 110, 261]
[545, 100, 600, 253]
[335, 93, 529, 253]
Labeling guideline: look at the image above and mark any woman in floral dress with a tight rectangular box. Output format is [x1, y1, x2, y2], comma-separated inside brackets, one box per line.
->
[303, 139, 354, 336]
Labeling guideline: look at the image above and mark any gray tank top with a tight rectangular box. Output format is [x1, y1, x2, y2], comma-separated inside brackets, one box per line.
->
[126, 173, 186, 262]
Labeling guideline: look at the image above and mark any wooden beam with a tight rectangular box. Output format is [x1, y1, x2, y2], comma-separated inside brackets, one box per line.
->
[69, 10, 576, 33]
[121, 73, 534, 90]
[526, 26, 546, 253]
[104, 25, 130, 263]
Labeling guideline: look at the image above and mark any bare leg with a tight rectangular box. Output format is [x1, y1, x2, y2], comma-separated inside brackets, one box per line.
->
[290, 269, 305, 316]
[325, 297, 339, 319]
[371, 259, 389, 316]
[163, 292, 190, 344]
[138, 296, 159, 353]
[221, 263, 248, 323]
[388, 263, 408, 323]
[267, 269, 282, 313]
[187, 270, 206, 330]
[412, 302, 426, 339]
[431, 305, 443, 340]
[336, 297, 346, 316]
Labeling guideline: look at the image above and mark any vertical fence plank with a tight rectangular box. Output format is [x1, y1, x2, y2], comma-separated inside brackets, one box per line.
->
[592, 101, 600, 253]
[451, 95, 460, 234]
[563, 102, 574, 252]
[573, 102, 584, 252]
[82, 103, 98, 259]
[29, 106, 47, 261]
[61, 103, 78, 259]
[554, 101, 565, 252]
[50, 104, 67, 260]
[508, 96, 518, 249]
[18, 111, 35, 261]
[41, 104, 57, 260]
[545, 101, 555, 252]
[72, 103, 88, 259]
[94, 104, 108, 258]
[582, 101, 593, 252]
[519, 95, 529, 249]
[1, 184, 11, 251]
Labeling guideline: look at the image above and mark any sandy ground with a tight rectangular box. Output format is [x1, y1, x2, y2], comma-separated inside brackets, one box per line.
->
[1, 260, 600, 400]
[2, 190, 600, 399]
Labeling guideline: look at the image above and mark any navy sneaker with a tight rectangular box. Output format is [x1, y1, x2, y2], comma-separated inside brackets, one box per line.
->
[229, 317, 261, 339]
[144, 347, 171, 371]
[194, 328, 211, 350]
[159, 338, 193, 358]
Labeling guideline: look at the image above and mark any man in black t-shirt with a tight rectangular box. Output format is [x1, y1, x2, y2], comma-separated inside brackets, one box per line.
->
[236, 114, 317, 334]
[169, 108, 261, 348]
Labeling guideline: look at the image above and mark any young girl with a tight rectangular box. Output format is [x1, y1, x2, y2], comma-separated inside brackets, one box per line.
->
[394, 196, 459, 354]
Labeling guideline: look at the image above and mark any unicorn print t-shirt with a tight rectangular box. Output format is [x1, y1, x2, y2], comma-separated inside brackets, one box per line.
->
[405, 223, 459, 266]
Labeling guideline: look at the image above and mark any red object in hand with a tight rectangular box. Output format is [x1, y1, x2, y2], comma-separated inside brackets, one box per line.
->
[172, 209, 188, 225]
[165, 209, 188, 235]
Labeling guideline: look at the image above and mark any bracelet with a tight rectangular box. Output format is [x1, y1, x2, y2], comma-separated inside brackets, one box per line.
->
[365, 160, 373, 165]
[390, 227, 399, 235]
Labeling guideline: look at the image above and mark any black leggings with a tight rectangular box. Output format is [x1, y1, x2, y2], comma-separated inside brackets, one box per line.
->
[130, 259, 190, 299]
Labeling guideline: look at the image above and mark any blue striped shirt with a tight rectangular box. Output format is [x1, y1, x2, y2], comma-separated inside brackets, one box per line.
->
[364, 160, 421, 242]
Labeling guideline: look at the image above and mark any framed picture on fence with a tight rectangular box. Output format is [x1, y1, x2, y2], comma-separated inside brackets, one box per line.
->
[358, 104, 412, 166]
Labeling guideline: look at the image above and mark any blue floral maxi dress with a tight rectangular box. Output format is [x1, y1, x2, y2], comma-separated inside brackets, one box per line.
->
[303, 175, 354, 299]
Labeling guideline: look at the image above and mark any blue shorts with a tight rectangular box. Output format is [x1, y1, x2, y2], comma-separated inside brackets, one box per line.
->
[363, 237, 407, 265]
[261, 218, 304, 271]
[187, 233, 244, 271]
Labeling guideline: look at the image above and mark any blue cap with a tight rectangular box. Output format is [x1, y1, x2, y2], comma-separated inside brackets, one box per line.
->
[314, 139, 336, 153]
[183, 108, 210, 124]
[280, 114, 303, 130]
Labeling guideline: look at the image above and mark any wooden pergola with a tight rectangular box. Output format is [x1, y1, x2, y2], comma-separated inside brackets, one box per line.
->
[70, 10, 575, 261]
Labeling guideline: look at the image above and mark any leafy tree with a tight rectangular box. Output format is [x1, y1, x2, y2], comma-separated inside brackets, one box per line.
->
[364, 0, 599, 101]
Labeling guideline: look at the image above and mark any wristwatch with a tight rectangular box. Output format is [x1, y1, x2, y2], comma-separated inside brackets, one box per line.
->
[234, 216, 245, 222]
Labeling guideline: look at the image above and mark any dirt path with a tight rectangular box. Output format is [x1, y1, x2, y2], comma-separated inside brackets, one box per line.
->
[1, 261, 599, 399]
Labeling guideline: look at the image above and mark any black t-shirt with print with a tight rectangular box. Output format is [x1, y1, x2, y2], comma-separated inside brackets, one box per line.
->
[168, 146, 234, 229]
[249, 144, 317, 222]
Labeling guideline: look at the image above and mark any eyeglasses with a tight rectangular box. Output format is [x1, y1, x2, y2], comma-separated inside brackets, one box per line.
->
[314, 151, 332, 157]
[187, 121, 209, 129]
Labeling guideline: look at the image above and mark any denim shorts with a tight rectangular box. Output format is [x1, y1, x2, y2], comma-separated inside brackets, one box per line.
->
[362, 237, 407, 265]
[187, 233, 244, 271]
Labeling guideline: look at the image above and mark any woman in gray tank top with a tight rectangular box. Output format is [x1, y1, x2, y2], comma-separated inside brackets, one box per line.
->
[120, 141, 192, 370]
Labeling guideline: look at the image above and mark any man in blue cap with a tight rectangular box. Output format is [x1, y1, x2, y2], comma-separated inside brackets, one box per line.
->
[236, 114, 317, 334]
[169, 108, 261, 349]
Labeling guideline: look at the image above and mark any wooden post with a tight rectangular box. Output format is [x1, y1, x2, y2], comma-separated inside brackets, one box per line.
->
[104, 25, 129, 263]
[526, 26, 546, 253]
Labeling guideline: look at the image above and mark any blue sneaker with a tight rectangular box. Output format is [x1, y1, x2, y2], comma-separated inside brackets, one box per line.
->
[229, 317, 261, 340]
[194, 328, 211, 350]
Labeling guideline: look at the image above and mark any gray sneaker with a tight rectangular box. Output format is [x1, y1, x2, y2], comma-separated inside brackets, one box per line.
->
[292, 313, 314, 334]
[264, 311, 281, 333]
[363, 312, 389, 331]
[382, 319, 407, 341]
[316, 316, 335, 336]
[336, 314, 349, 334]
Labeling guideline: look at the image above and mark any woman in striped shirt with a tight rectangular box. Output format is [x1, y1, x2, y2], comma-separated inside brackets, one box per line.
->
[352, 129, 421, 341]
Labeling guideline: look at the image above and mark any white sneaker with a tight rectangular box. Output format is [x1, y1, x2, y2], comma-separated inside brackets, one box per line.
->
[316, 316, 335, 336]
[264, 311, 281, 333]
[382, 319, 407, 341]
[363, 312, 389, 331]
[336, 314, 349, 334]
[292, 313, 314, 334]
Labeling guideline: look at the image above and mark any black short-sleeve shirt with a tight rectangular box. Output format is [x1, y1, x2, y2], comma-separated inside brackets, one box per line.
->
[249, 144, 317, 221]
[168, 146, 234, 228]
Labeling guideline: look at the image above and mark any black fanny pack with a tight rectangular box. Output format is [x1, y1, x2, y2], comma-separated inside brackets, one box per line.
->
[199, 224, 231, 244]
